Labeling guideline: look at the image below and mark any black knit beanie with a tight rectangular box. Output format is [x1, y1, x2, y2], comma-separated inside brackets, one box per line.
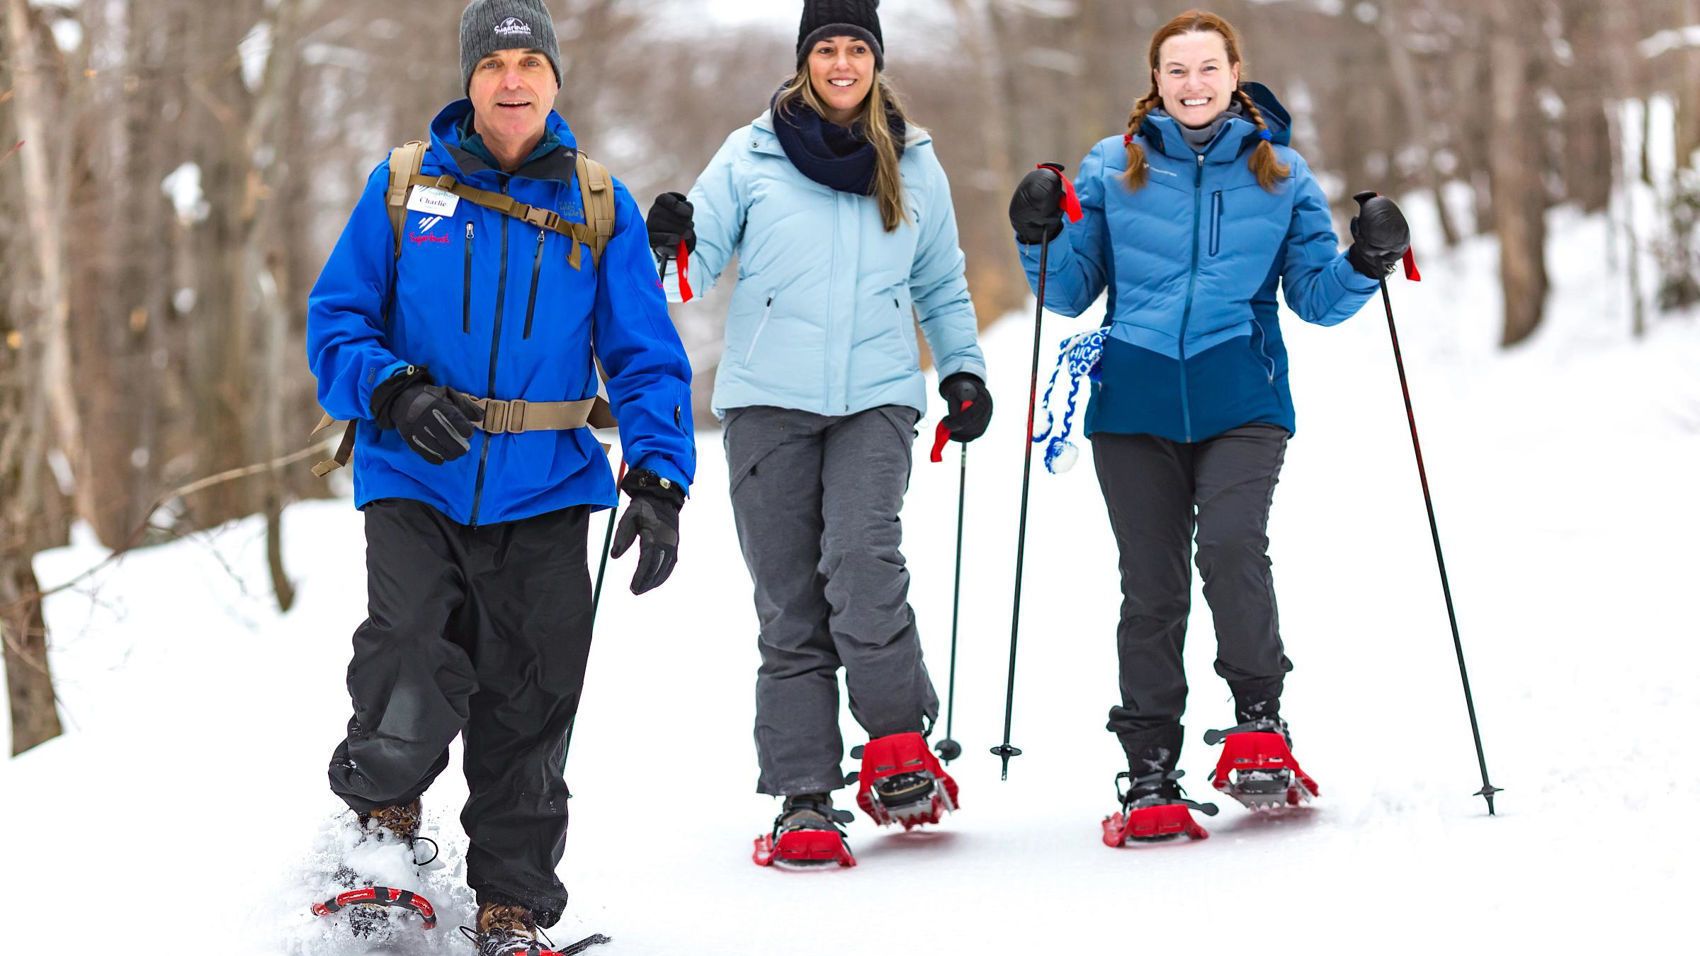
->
[460, 0, 562, 92]
[796, 0, 885, 71]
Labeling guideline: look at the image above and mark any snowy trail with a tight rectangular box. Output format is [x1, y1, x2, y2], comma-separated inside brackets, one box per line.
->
[2, 210, 1695, 953]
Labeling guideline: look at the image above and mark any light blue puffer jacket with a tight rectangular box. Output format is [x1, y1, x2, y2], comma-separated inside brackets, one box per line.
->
[665, 110, 986, 418]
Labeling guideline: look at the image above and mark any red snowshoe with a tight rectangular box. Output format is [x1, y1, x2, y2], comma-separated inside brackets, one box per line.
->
[313, 885, 438, 930]
[852, 732, 960, 829]
[752, 795, 857, 868]
[1206, 720, 1320, 811]
[1101, 770, 1218, 847]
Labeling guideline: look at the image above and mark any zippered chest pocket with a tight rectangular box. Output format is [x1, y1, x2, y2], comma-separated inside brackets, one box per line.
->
[462, 221, 475, 334]
[1209, 191, 1223, 257]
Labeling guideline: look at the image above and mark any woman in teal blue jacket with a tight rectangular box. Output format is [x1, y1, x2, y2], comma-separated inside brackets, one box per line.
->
[1008, 9, 1409, 830]
[646, 0, 987, 865]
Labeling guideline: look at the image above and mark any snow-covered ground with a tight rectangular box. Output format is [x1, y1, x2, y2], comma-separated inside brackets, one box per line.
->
[3, 207, 1697, 953]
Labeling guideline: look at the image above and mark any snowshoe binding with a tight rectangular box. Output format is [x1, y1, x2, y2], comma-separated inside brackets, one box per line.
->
[458, 903, 611, 956]
[313, 799, 441, 938]
[851, 731, 960, 829]
[1205, 718, 1320, 811]
[753, 793, 857, 868]
[1101, 769, 1218, 846]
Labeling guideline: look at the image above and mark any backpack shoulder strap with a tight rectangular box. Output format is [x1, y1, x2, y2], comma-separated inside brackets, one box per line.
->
[385, 141, 429, 260]
[576, 151, 616, 263]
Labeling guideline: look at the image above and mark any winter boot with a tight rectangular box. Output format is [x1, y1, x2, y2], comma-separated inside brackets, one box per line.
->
[457, 903, 611, 956]
[1102, 767, 1218, 845]
[852, 731, 959, 829]
[752, 793, 857, 868]
[1206, 713, 1319, 810]
[321, 799, 438, 938]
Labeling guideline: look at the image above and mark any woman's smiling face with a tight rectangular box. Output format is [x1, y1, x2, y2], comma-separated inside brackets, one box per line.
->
[1155, 30, 1240, 128]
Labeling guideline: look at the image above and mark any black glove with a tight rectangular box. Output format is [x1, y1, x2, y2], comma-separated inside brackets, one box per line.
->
[1008, 165, 1067, 245]
[371, 366, 484, 465]
[645, 191, 696, 259]
[939, 373, 993, 443]
[611, 468, 685, 595]
[1348, 191, 1411, 279]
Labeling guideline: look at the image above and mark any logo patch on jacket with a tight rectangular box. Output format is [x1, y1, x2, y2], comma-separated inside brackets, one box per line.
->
[494, 17, 532, 36]
[410, 215, 451, 245]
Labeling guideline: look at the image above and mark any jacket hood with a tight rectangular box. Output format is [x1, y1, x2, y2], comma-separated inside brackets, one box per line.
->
[1140, 81, 1292, 161]
[427, 99, 579, 183]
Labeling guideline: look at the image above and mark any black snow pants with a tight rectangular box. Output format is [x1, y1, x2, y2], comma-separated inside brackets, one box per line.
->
[327, 498, 592, 928]
[1091, 425, 1293, 771]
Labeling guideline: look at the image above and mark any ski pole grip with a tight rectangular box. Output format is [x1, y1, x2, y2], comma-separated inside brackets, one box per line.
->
[1038, 163, 1083, 223]
[1353, 190, 1422, 282]
[675, 240, 694, 302]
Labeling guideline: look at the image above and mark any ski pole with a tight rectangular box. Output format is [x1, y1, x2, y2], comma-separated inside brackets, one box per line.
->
[928, 417, 970, 763]
[992, 163, 1082, 780]
[1355, 192, 1502, 815]
[564, 455, 627, 793]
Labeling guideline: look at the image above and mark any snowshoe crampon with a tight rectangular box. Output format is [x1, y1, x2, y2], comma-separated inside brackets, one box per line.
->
[311, 885, 438, 931]
[1205, 725, 1320, 811]
[852, 731, 960, 829]
[751, 828, 857, 868]
[1102, 803, 1211, 845]
[1101, 770, 1217, 846]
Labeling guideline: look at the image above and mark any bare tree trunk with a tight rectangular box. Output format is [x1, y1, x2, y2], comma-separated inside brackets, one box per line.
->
[1, 555, 60, 755]
[234, 0, 317, 613]
[1488, 0, 1548, 347]
[1377, 0, 1460, 246]
[4, 0, 89, 521]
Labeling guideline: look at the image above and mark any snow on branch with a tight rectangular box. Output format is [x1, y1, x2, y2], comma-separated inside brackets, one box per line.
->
[1640, 25, 1700, 59]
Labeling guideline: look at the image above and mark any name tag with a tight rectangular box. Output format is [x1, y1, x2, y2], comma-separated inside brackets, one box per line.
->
[407, 186, 459, 217]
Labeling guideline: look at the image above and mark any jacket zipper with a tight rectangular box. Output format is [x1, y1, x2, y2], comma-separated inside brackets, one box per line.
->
[522, 228, 545, 339]
[462, 221, 474, 334]
[1178, 153, 1205, 443]
[1252, 321, 1276, 383]
[1209, 191, 1223, 257]
[469, 184, 512, 527]
[747, 294, 774, 361]
[896, 297, 917, 364]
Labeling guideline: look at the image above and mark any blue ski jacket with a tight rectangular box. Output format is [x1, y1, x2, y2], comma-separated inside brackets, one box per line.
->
[307, 100, 696, 526]
[1020, 83, 1379, 443]
[664, 110, 986, 418]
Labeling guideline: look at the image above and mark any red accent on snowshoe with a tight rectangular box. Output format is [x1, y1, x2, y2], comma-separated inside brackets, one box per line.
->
[853, 731, 960, 829]
[1208, 731, 1320, 808]
[311, 885, 438, 929]
[1402, 246, 1421, 282]
[752, 830, 856, 868]
[1102, 804, 1210, 846]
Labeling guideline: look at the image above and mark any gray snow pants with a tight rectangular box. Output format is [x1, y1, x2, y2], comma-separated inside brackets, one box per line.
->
[723, 405, 940, 796]
[1091, 425, 1293, 766]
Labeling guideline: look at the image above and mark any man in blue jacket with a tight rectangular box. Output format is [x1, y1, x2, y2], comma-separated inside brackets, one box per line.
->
[305, 1, 694, 949]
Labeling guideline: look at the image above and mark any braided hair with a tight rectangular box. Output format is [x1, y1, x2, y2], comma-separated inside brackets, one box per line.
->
[1120, 10, 1290, 192]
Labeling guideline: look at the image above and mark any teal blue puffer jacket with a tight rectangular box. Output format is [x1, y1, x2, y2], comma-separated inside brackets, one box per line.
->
[666, 110, 986, 418]
[1020, 83, 1379, 443]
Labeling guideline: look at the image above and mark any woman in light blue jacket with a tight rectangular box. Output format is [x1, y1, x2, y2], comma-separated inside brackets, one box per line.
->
[645, 0, 988, 867]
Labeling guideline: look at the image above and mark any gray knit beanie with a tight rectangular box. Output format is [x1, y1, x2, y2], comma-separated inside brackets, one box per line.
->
[460, 0, 562, 92]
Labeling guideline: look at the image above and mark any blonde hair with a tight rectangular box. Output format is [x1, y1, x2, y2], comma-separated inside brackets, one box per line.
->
[776, 69, 912, 232]
[1122, 9, 1290, 192]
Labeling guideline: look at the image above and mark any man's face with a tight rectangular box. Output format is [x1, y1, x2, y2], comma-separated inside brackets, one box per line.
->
[468, 48, 559, 143]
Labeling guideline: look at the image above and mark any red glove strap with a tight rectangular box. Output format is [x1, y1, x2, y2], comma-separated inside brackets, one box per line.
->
[1402, 246, 1421, 282]
[929, 399, 973, 463]
[676, 241, 694, 302]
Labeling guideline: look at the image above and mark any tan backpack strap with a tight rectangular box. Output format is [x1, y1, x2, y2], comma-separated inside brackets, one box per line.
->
[385, 141, 429, 260]
[471, 397, 597, 435]
[312, 420, 358, 478]
[405, 171, 601, 268]
[576, 152, 616, 264]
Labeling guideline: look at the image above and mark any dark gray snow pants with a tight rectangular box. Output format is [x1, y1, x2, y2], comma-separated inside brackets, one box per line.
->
[1091, 425, 1293, 767]
[327, 499, 592, 928]
[723, 405, 939, 796]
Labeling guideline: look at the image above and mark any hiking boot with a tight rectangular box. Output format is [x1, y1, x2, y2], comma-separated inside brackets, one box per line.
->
[467, 902, 544, 956]
[358, 798, 423, 844]
[776, 793, 852, 836]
